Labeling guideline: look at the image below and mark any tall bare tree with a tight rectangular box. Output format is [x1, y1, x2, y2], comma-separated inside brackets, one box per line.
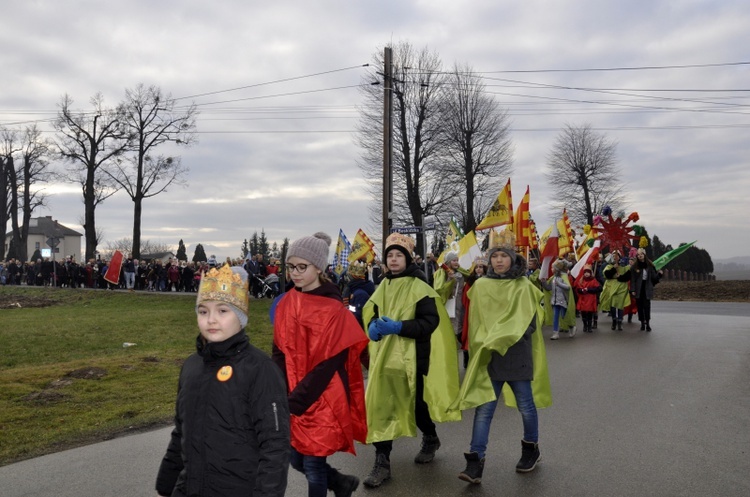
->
[546, 123, 626, 226]
[7, 125, 53, 261]
[54, 93, 129, 261]
[356, 42, 451, 256]
[0, 128, 21, 260]
[107, 84, 197, 259]
[440, 64, 514, 232]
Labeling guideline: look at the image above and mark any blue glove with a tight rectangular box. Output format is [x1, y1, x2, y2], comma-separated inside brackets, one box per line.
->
[368, 320, 381, 341]
[378, 316, 402, 336]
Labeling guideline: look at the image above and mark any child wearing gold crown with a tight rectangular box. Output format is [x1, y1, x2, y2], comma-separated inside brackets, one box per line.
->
[271, 232, 369, 497]
[361, 232, 461, 488]
[450, 229, 551, 485]
[155, 264, 291, 497]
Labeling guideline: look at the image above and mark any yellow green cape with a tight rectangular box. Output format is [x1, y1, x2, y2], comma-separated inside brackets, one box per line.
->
[363, 277, 461, 443]
[450, 277, 552, 412]
[599, 264, 630, 310]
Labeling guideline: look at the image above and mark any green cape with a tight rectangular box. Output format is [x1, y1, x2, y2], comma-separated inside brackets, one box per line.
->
[599, 264, 630, 310]
[450, 276, 552, 412]
[363, 277, 461, 443]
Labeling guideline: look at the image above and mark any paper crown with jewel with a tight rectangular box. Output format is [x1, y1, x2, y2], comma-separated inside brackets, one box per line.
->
[197, 264, 249, 314]
[385, 232, 415, 255]
[348, 259, 368, 279]
[488, 229, 516, 251]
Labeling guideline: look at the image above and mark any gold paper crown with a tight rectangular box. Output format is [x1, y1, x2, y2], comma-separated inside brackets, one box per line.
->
[488, 229, 516, 251]
[348, 259, 368, 279]
[385, 232, 415, 255]
[197, 264, 249, 314]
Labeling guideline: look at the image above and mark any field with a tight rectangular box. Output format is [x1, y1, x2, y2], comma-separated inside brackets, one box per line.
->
[1, 279, 748, 466]
[0, 286, 274, 466]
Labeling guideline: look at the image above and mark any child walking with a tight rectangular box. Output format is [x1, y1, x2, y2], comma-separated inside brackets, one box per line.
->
[574, 265, 602, 332]
[451, 230, 551, 485]
[271, 232, 369, 497]
[155, 264, 291, 497]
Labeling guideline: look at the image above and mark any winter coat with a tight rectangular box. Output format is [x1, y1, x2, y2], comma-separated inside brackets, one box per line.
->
[631, 262, 661, 300]
[574, 275, 602, 312]
[347, 278, 376, 328]
[543, 272, 571, 308]
[156, 331, 290, 497]
[600, 264, 631, 310]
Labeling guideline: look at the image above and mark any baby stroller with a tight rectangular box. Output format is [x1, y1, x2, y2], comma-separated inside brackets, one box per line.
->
[252, 273, 279, 299]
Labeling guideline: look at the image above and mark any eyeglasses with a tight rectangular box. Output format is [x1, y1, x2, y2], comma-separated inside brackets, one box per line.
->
[286, 263, 309, 274]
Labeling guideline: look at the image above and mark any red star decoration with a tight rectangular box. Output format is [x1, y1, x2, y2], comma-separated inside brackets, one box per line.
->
[592, 212, 641, 254]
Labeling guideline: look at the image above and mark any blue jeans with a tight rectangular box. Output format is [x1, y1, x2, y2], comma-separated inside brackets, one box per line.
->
[290, 449, 329, 497]
[552, 305, 566, 331]
[469, 380, 538, 459]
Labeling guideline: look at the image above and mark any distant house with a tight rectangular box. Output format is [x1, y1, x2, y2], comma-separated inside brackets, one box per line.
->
[4, 216, 82, 262]
[140, 251, 176, 263]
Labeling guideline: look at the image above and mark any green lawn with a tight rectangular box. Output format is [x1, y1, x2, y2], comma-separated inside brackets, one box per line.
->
[0, 286, 274, 466]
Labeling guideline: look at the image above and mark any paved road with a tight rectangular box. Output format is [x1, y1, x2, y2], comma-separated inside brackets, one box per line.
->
[2, 301, 749, 496]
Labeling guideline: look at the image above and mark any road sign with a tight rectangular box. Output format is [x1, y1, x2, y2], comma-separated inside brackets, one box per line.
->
[391, 226, 422, 234]
[46, 237, 60, 248]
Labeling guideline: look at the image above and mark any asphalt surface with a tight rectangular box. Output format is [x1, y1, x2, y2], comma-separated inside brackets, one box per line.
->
[1, 300, 749, 496]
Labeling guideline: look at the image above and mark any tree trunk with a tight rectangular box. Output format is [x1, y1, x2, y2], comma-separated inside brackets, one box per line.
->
[132, 194, 143, 259]
[84, 167, 97, 262]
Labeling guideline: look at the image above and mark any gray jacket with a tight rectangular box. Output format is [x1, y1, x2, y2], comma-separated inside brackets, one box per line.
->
[542, 273, 571, 307]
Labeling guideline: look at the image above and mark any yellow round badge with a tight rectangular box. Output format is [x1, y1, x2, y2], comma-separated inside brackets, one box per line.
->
[216, 365, 233, 382]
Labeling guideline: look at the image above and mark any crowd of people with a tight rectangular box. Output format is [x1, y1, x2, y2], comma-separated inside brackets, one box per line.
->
[1, 234, 661, 497]
[153, 230, 665, 497]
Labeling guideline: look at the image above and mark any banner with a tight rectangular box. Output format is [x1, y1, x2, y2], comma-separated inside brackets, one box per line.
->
[332, 229, 352, 276]
[570, 240, 601, 279]
[513, 186, 531, 247]
[348, 228, 376, 263]
[457, 230, 483, 269]
[476, 178, 513, 230]
[539, 223, 559, 280]
[653, 241, 697, 270]
[104, 250, 124, 285]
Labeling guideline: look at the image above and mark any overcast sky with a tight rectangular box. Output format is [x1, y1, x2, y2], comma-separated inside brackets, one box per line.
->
[2, 0, 749, 261]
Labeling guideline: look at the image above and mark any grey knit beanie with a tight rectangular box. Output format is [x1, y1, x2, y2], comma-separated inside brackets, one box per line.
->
[287, 232, 331, 271]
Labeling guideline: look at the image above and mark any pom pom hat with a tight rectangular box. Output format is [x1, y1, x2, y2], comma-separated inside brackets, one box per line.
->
[287, 232, 331, 271]
[196, 264, 250, 328]
[384, 232, 415, 264]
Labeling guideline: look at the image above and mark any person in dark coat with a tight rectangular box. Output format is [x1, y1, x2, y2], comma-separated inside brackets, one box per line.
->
[630, 248, 663, 331]
[155, 264, 290, 497]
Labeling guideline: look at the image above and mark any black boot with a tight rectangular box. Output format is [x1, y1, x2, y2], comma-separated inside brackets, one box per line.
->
[592, 318, 598, 329]
[414, 434, 441, 463]
[617, 320, 623, 331]
[458, 452, 485, 484]
[611, 319, 617, 330]
[646, 321, 652, 332]
[640, 321, 646, 331]
[516, 440, 541, 473]
[363, 453, 391, 488]
[328, 468, 359, 497]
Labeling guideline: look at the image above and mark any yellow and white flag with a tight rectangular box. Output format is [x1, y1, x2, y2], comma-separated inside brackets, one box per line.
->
[476, 178, 513, 231]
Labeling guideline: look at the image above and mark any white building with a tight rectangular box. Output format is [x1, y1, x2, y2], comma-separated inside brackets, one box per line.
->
[4, 216, 83, 262]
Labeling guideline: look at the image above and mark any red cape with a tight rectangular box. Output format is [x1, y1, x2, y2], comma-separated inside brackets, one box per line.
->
[103, 250, 124, 285]
[274, 290, 368, 456]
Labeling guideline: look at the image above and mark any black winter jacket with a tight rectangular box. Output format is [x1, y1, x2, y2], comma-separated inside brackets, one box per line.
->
[156, 331, 290, 497]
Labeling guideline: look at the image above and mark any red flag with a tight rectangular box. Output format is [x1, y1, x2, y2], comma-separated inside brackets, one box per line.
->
[104, 250, 124, 285]
[539, 223, 559, 280]
[513, 186, 531, 247]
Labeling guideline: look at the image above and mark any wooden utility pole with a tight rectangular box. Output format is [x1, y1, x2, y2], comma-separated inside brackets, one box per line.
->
[382, 47, 393, 255]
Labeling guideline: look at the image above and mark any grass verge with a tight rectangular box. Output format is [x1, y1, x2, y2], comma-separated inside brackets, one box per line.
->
[0, 286, 274, 466]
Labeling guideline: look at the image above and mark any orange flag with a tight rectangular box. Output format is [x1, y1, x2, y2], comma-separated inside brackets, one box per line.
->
[513, 186, 531, 247]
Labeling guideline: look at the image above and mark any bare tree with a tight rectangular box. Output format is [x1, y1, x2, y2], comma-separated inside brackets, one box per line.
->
[54, 93, 129, 261]
[440, 64, 514, 232]
[101, 237, 173, 260]
[107, 84, 197, 259]
[356, 42, 451, 256]
[546, 123, 626, 226]
[7, 125, 53, 261]
[0, 128, 21, 260]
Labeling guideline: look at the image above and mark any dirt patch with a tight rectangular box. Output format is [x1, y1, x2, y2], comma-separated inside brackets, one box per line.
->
[65, 367, 108, 380]
[656, 280, 750, 302]
[0, 295, 59, 309]
[22, 390, 67, 403]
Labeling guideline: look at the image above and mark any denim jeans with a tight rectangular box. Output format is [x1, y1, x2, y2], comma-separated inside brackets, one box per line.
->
[290, 449, 330, 497]
[469, 380, 538, 459]
[124, 272, 135, 289]
[552, 305, 565, 331]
